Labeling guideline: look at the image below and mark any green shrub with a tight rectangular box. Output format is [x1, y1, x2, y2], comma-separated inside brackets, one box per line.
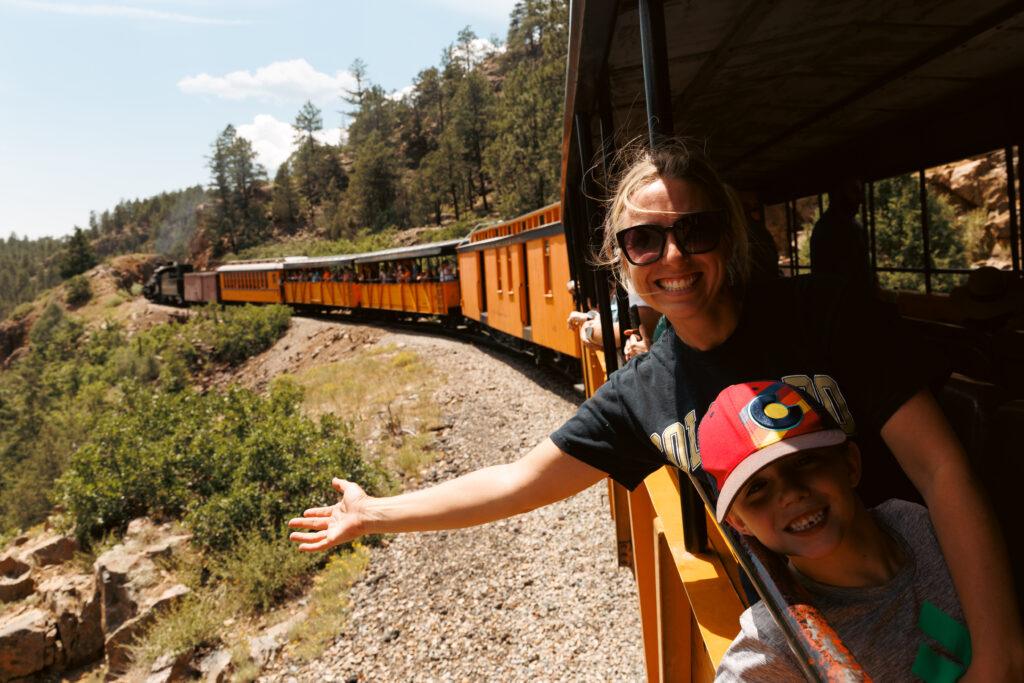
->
[130, 283, 144, 297]
[64, 275, 92, 307]
[211, 535, 321, 613]
[9, 303, 33, 321]
[59, 380, 385, 550]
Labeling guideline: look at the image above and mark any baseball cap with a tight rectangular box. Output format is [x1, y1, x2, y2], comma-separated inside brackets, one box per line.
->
[699, 381, 847, 522]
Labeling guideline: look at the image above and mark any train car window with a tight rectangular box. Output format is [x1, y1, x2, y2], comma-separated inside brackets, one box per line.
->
[505, 247, 513, 296]
[543, 240, 553, 296]
[478, 251, 487, 313]
[496, 248, 503, 293]
[765, 198, 817, 277]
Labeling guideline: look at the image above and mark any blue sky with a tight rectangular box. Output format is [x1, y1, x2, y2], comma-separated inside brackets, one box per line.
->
[0, 0, 519, 239]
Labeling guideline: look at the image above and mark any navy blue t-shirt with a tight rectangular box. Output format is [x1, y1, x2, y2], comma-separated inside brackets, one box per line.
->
[550, 275, 946, 506]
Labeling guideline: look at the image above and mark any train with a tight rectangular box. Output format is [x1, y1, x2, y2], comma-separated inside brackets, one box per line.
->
[143, 203, 583, 368]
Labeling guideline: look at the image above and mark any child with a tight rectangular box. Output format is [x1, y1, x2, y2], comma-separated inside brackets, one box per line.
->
[700, 381, 969, 682]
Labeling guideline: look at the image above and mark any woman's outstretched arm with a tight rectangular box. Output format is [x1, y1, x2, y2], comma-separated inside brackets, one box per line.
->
[883, 389, 1024, 682]
[288, 438, 606, 552]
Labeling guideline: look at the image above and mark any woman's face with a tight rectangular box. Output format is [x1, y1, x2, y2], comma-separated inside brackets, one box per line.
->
[621, 176, 731, 328]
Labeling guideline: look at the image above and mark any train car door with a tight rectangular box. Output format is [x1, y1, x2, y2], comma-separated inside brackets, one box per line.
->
[478, 251, 487, 317]
[519, 243, 530, 327]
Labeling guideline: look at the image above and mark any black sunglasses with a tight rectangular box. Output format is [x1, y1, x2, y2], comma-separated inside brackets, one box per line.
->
[615, 210, 725, 266]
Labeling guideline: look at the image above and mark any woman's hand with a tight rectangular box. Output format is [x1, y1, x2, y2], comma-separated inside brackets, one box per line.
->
[288, 478, 371, 552]
[623, 332, 648, 360]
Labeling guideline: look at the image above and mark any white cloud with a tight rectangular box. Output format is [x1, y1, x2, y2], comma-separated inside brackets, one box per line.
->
[236, 114, 343, 172]
[178, 59, 356, 104]
[387, 84, 416, 102]
[451, 36, 503, 66]
[1, 0, 246, 25]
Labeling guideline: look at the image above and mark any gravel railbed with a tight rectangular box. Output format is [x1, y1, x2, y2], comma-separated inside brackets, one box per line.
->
[263, 326, 644, 682]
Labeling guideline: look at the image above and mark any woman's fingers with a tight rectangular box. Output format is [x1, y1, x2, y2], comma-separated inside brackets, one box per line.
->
[299, 505, 335, 518]
[288, 530, 325, 543]
[288, 516, 328, 530]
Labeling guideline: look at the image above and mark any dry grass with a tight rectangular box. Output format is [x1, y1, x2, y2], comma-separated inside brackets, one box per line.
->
[290, 343, 446, 484]
[287, 544, 370, 662]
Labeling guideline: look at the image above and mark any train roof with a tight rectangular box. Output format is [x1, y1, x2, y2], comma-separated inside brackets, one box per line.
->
[563, 0, 1024, 204]
[216, 260, 290, 272]
[281, 253, 370, 270]
[352, 238, 463, 265]
[457, 221, 564, 253]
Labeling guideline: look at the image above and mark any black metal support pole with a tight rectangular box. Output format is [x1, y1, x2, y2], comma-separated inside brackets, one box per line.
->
[1006, 146, 1020, 275]
[575, 112, 619, 374]
[919, 169, 932, 293]
[868, 182, 877, 273]
[597, 85, 633, 348]
[638, 0, 673, 146]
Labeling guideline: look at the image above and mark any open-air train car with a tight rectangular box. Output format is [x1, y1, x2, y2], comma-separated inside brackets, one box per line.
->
[561, 1, 1024, 680]
[353, 239, 463, 316]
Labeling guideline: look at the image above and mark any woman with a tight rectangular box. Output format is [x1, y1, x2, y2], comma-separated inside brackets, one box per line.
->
[289, 141, 1022, 681]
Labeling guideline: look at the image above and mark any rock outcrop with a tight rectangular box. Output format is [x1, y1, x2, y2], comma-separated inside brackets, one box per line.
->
[0, 520, 192, 681]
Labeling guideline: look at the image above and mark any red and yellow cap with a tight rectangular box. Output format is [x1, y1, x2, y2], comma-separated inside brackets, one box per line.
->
[699, 381, 847, 522]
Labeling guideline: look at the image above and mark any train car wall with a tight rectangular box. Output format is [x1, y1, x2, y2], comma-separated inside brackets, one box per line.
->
[525, 233, 579, 358]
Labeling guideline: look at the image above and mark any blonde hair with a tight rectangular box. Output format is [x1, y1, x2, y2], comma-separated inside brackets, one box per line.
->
[597, 139, 750, 290]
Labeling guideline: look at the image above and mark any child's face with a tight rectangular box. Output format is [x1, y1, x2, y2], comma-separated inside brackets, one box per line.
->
[725, 444, 861, 560]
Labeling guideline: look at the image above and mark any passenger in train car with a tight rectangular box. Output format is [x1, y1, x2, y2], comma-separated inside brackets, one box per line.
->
[809, 179, 873, 293]
[702, 382, 966, 682]
[289, 139, 1022, 680]
[439, 261, 455, 282]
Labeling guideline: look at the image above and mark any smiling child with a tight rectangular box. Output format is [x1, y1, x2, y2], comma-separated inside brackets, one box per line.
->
[703, 381, 969, 682]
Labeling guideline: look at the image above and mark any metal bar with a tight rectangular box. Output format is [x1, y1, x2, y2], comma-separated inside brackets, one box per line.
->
[638, 0, 673, 146]
[868, 182, 877, 272]
[574, 112, 619, 374]
[788, 200, 799, 276]
[874, 266, 976, 274]
[1012, 145, 1022, 275]
[919, 169, 932, 294]
[598, 73, 617, 185]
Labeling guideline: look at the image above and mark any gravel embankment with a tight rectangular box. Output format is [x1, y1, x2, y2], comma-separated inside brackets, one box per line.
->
[263, 326, 644, 682]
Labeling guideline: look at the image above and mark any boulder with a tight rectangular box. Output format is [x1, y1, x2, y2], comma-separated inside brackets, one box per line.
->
[94, 519, 192, 674]
[145, 649, 196, 682]
[196, 648, 233, 682]
[21, 534, 78, 567]
[102, 584, 190, 674]
[0, 555, 33, 603]
[0, 608, 57, 680]
[41, 571, 103, 667]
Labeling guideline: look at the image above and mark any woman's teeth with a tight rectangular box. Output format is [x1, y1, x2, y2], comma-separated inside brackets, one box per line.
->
[786, 509, 826, 533]
[657, 273, 701, 291]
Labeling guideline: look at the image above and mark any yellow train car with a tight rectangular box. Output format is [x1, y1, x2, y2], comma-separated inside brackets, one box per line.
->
[458, 204, 580, 358]
[354, 240, 462, 317]
[283, 255, 363, 309]
[216, 261, 286, 304]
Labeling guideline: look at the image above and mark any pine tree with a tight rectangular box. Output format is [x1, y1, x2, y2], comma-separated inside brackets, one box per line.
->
[271, 163, 301, 234]
[293, 101, 324, 224]
[58, 227, 97, 279]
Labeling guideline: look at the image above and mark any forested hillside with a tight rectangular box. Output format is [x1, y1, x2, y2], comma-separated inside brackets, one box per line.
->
[196, 0, 568, 258]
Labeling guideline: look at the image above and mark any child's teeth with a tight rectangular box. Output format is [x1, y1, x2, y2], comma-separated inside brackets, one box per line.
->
[788, 510, 825, 532]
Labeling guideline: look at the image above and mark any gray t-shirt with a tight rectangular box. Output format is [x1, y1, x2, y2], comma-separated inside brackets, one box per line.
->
[716, 500, 966, 681]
